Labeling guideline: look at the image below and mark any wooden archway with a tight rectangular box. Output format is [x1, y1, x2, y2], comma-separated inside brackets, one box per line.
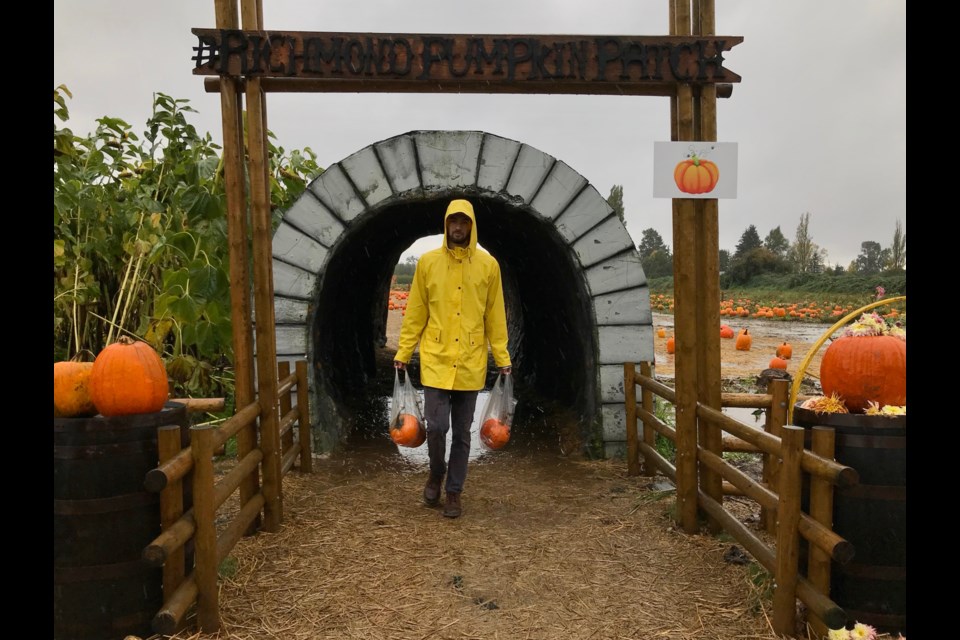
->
[198, 0, 738, 541]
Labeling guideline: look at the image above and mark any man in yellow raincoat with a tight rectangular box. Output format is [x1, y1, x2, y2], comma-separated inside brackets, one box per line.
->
[394, 198, 512, 518]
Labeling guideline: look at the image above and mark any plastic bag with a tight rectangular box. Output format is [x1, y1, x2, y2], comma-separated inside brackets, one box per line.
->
[479, 372, 515, 450]
[389, 369, 426, 447]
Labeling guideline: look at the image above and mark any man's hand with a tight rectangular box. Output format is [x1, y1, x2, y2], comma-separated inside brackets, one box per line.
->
[501, 366, 512, 375]
[394, 360, 407, 371]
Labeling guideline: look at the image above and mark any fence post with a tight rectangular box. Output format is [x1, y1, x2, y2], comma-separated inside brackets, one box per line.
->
[157, 424, 186, 603]
[763, 378, 789, 534]
[625, 362, 639, 476]
[190, 425, 222, 634]
[773, 425, 804, 637]
[639, 362, 656, 477]
[278, 361, 294, 456]
[296, 360, 313, 473]
[806, 425, 836, 639]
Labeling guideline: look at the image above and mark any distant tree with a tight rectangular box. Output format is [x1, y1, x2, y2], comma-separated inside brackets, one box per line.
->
[788, 212, 824, 274]
[734, 225, 763, 259]
[637, 228, 672, 278]
[725, 247, 791, 285]
[887, 219, 906, 270]
[718, 249, 730, 272]
[638, 228, 669, 259]
[855, 241, 886, 275]
[606, 184, 626, 227]
[763, 226, 790, 258]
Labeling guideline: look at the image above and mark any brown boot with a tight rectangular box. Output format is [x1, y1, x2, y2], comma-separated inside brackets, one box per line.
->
[423, 474, 442, 506]
[442, 491, 462, 518]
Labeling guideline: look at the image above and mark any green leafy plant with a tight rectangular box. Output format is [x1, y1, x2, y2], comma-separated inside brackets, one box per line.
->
[54, 85, 322, 400]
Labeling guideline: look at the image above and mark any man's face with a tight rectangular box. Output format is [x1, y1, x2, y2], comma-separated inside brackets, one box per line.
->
[446, 213, 472, 247]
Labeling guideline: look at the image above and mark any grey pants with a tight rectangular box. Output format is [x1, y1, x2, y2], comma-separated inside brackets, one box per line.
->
[423, 387, 479, 494]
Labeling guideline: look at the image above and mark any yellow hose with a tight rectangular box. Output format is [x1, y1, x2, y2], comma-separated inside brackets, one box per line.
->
[787, 295, 906, 423]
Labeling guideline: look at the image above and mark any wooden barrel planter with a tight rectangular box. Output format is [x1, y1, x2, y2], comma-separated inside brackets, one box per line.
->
[54, 402, 188, 640]
[792, 404, 906, 636]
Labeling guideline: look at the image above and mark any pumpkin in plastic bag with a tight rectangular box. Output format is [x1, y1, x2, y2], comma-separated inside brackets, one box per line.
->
[480, 418, 510, 450]
[391, 413, 426, 447]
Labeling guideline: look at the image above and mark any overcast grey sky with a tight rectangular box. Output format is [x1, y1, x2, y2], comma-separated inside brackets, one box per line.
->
[54, 1, 905, 269]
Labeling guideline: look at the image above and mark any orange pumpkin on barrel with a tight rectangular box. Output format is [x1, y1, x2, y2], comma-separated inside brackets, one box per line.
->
[53, 359, 96, 417]
[391, 414, 426, 447]
[480, 418, 510, 450]
[89, 337, 169, 416]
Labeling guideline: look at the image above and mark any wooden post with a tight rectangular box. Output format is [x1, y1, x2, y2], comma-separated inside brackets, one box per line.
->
[295, 360, 313, 473]
[763, 378, 789, 533]
[640, 362, 657, 477]
[157, 424, 186, 603]
[773, 425, 804, 637]
[241, 0, 283, 532]
[214, 0, 260, 536]
[806, 425, 836, 640]
[191, 425, 222, 633]
[278, 360, 294, 455]
[625, 362, 639, 476]
[692, 0, 723, 534]
[669, 0, 700, 535]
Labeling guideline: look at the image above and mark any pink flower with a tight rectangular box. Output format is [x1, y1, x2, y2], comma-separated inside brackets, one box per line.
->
[850, 622, 877, 640]
[875, 285, 885, 300]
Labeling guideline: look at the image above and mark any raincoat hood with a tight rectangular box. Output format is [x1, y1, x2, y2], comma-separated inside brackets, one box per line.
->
[442, 199, 478, 257]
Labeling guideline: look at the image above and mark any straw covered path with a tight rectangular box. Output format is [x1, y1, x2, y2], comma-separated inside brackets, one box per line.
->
[157, 442, 787, 640]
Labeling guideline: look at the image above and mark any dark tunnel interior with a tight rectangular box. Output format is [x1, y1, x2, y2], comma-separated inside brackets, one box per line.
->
[311, 194, 598, 448]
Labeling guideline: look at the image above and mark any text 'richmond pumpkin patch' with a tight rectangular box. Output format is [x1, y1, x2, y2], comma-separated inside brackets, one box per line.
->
[89, 336, 170, 416]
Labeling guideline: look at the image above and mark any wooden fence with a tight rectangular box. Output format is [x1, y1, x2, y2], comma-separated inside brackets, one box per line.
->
[624, 362, 859, 639]
[142, 360, 313, 635]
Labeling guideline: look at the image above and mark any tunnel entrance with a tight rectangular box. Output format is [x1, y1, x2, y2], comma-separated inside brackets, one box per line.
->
[272, 130, 653, 457]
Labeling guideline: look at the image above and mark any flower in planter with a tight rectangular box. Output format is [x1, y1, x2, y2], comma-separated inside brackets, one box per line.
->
[826, 621, 878, 640]
[864, 401, 906, 417]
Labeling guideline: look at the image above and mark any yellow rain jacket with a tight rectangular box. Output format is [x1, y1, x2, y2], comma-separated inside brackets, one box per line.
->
[395, 199, 511, 390]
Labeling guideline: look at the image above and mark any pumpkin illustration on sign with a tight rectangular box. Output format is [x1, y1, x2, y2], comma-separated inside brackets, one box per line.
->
[674, 147, 720, 194]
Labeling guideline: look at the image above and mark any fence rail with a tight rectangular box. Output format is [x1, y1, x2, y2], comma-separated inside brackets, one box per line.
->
[144, 359, 312, 636]
[624, 361, 858, 638]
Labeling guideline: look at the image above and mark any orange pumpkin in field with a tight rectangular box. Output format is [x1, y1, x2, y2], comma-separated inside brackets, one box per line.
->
[657, 327, 666, 338]
[89, 337, 169, 416]
[480, 418, 510, 450]
[776, 341, 793, 359]
[674, 154, 720, 194]
[666, 336, 676, 354]
[391, 414, 426, 447]
[768, 355, 788, 370]
[735, 329, 752, 351]
[719, 325, 734, 339]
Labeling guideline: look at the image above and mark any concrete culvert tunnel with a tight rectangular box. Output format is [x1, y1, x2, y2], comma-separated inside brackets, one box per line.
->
[271, 130, 653, 458]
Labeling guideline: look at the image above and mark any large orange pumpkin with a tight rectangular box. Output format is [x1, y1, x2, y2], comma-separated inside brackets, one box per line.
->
[674, 155, 720, 194]
[89, 336, 169, 416]
[391, 414, 426, 447]
[53, 360, 96, 417]
[719, 325, 734, 339]
[480, 418, 510, 450]
[820, 335, 906, 413]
